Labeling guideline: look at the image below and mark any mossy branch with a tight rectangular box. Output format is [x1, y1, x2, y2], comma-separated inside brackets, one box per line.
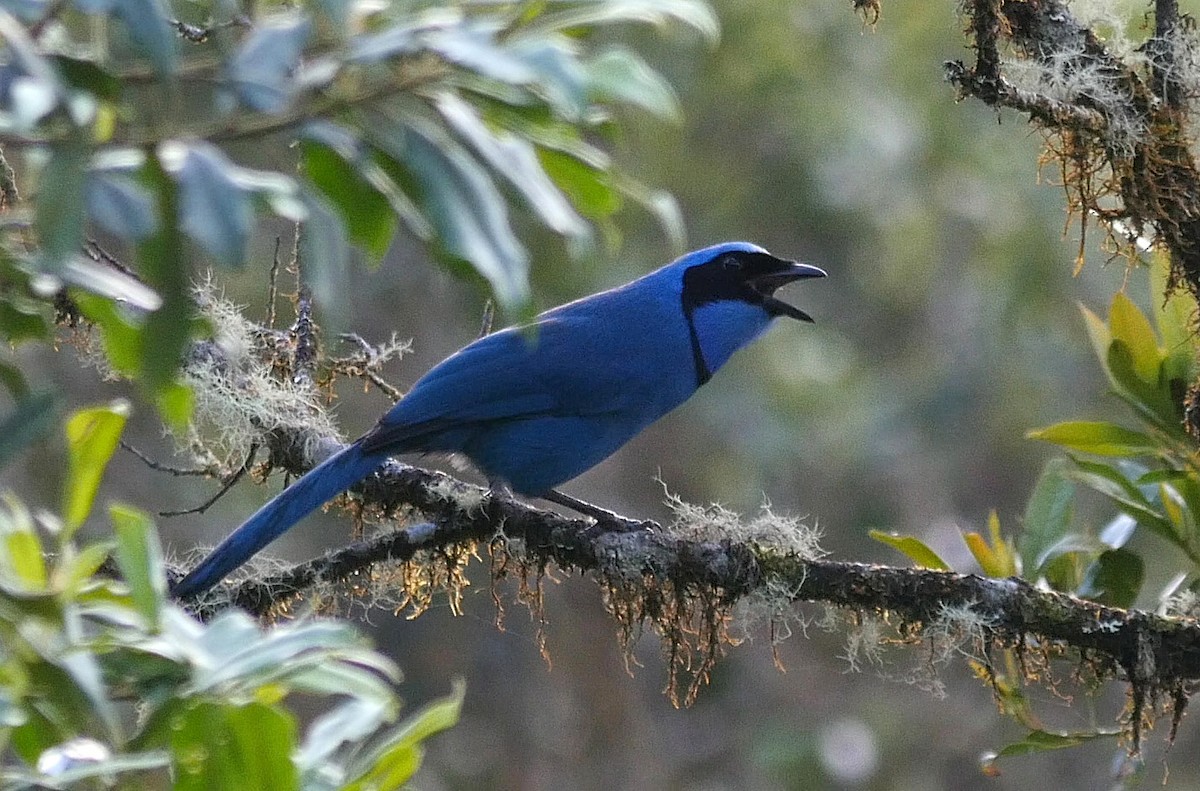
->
[175, 422, 1200, 741]
[946, 0, 1200, 301]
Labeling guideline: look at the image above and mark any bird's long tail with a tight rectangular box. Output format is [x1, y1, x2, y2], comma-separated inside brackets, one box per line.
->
[171, 442, 382, 599]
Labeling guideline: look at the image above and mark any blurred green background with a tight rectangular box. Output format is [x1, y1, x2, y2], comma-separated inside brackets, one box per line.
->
[7, 0, 1195, 787]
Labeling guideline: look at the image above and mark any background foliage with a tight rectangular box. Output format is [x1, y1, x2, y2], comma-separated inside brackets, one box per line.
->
[1, 0, 1197, 788]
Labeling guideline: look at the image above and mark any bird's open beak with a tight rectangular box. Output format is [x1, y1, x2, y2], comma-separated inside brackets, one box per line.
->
[754, 261, 826, 323]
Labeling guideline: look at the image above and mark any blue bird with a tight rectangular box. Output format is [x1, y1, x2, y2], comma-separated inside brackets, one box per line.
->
[172, 242, 825, 598]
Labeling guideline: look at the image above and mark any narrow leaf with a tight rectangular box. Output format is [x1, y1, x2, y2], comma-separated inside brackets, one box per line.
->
[111, 0, 176, 77]
[585, 48, 680, 119]
[298, 188, 349, 322]
[343, 680, 464, 791]
[35, 133, 88, 273]
[1026, 421, 1157, 457]
[1079, 303, 1114, 384]
[1108, 292, 1160, 385]
[228, 15, 311, 112]
[0, 494, 47, 589]
[1018, 458, 1075, 575]
[63, 401, 130, 537]
[991, 728, 1115, 760]
[374, 122, 529, 310]
[868, 530, 950, 570]
[171, 702, 299, 791]
[1078, 548, 1144, 608]
[433, 92, 586, 237]
[0, 391, 59, 469]
[301, 140, 395, 262]
[139, 150, 191, 397]
[109, 504, 165, 623]
[166, 141, 254, 269]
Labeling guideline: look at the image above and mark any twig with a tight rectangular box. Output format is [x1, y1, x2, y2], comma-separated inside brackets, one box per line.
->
[332, 333, 406, 402]
[0, 147, 18, 210]
[477, 299, 495, 339]
[170, 16, 249, 43]
[266, 236, 282, 329]
[120, 440, 212, 476]
[159, 444, 259, 517]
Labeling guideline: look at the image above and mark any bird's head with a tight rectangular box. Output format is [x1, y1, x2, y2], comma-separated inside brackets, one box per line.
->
[679, 242, 826, 322]
[665, 241, 826, 386]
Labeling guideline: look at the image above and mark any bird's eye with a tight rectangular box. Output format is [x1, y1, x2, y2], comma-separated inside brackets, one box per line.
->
[721, 256, 741, 271]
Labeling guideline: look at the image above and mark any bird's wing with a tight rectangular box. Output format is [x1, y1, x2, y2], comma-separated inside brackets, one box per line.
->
[359, 314, 626, 453]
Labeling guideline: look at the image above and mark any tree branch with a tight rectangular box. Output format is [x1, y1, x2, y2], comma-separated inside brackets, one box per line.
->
[949, 0, 1200, 303]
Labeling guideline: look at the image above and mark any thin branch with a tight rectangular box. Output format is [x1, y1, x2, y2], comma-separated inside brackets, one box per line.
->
[159, 444, 259, 517]
[266, 236, 282, 329]
[120, 440, 213, 476]
[477, 299, 495, 339]
[331, 333, 407, 402]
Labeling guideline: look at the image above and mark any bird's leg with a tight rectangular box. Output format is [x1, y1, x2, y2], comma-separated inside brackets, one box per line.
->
[541, 489, 647, 530]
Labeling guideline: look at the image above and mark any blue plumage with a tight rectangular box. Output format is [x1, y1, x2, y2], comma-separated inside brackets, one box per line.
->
[172, 242, 825, 598]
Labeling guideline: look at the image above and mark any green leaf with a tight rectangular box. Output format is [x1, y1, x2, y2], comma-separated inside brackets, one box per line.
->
[228, 15, 312, 113]
[302, 140, 396, 263]
[8, 749, 170, 786]
[1026, 421, 1158, 457]
[0, 391, 59, 470]
[0, 493, 47, 590]
[299, 188, 350, 323]
[63, 401, 130, 537]
[424, 21, 538, 86]
[507, 37, 589, 120]
[518, 0, 721, 41]
[51, 55, 123, 102]
[1079, 303, 1113, 383]
[611, 173, 685, 252]
[171, 702, 299, 791]
[585, 48, 681, 120]
[988, 728, 1116, 761]
[111, 0, 177, 78]
[1108, 291, 1160, 385]
[109, 504, 165, 624]
[373, 121, 530, 311]
[868, 530, 950, 570]
[138, 151, 191, 398]
[1149, 249, 1197, 357]
[538, 147, 621, 219]
[0, 296, 50, 345]
[433, 92, 587, 238]
[85, 169, 157, 240]
[0, 359, 30, 398]
[72, 292, 142, 376]
[297, 697, 391, 775]
[155, 381, 194, 433]
[1106, 340, 1176, 430]
[62, 255, 163, 311]
[167, 142, 254, 269]
[1064, 455, 1177, 545]
[35, 133, 89, 273]
[1018, 458, 1075, 576]
[1077, 548, 1144, 607]
[1030, 532, 1104, 573]
[342, 680, 465, 791]
[192, 617, 389, 694]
